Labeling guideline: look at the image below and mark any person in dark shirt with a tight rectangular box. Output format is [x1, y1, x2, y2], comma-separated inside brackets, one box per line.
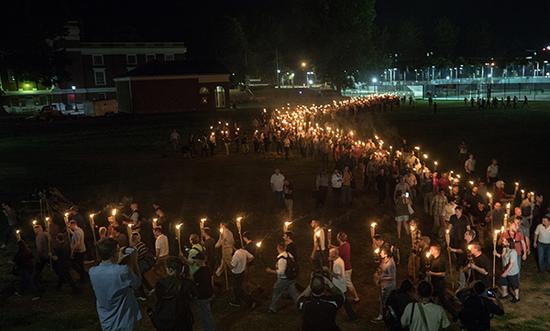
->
[284, 231, 297, 261]
[449, 206, 470, 248]
[297, 273, 344, 331]
[384, 279, 415, 331]
[459, 281, 504, 331]
[470, 202, 489, 246]
[152, 258, 196, 331]
[376, 168, 388, 204]
[52, 233, 79, 293]
[427, 244, 455, 315]
[449, 230, 476, 290]
[193, 256, 217, 331]
[202, 227, 217, 272]
[465, 243, 491, 287]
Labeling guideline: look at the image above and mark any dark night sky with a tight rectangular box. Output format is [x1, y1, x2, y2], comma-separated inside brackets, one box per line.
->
[68, 0, 550, 49]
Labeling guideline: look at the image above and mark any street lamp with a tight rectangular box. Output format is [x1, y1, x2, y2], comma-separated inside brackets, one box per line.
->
[301, 61, 307, 68]
[71, 85, 77, 110]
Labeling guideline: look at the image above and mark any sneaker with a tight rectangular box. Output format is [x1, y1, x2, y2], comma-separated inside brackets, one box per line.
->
[31, 296, 41, 301]
[511, 297, 520, 304]
[267, 308, 276, 314]
[371, 315, 383, 322]
[352, 298, 360, 303]
[229, 301, 241, 307]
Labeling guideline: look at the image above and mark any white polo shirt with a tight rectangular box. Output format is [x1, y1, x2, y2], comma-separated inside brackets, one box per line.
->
[535, 224, 550, 244]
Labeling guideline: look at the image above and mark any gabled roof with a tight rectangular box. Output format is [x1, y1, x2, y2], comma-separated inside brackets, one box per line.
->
[124, 60, 230, 77]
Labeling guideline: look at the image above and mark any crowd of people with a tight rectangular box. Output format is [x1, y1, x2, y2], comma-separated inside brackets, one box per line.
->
[2, 94, 549, 331]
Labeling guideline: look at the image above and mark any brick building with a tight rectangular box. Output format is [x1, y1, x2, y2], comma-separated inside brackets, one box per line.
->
[115, 61, 231, 113]
[0, 22, 186, 113]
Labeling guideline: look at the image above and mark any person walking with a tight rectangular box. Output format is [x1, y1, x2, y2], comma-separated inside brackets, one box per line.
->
[328, 248, 358, 321]
[283, 179, 294, 221]
[266, 241, 299, 313]
[534, 216, 550, 272]
[270, 169, 286, 209]
[372, 246, 396, 322]
[69, 220, 88, 283]
[89, 239, 142, 331]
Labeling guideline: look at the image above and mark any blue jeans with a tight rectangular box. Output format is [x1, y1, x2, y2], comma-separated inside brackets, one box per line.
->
[195, 298, 217, 331]
[269, 278, 298, 311]
[538, 242, 550, 271]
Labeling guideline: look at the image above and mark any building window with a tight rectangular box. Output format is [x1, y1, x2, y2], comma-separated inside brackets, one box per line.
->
[92, 55, 104, 66]
[164, 54, 175, 61]
[94, 69, 106, 86]
[126, 54, 137, 65]
[146, 54, 156, 62]
[215, 86, 226, 108]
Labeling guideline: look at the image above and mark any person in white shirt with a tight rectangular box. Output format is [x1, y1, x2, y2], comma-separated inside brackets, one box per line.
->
[170, 129, 181, 151]
[153, 227, 169, 262]
[534, 216, 550, 272]
[229, 246, 255, 309]
[329, 248, 357, 321]
[265, 241, 298, 312]
[270, 169, 285, 209]
[486, 159, 499, 185]
[401, 281, 450, 331]
[331, 169, 343, 206]
[69, 220, 88, 282]
[310, 220, 326, 268]
[215, 223, 235, 277]
[464, 154, 476, 176]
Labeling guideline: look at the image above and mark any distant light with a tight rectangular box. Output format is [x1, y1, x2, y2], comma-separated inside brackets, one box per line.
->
[71, 85, 76, 90]
[24, 83, 31, 88]
[487, 74, 492, 78]
[308, 79, 313, 84]
[371, 77, 378, 83]
[277, 69, 281, 73]
[446, 76, 450, 80]
[301, 61, 307, 68]
[299, 91, 303, 94]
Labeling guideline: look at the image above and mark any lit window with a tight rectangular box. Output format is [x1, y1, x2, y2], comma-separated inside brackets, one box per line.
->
[93, 69, 106, 86]
[126, 54, 137, 65]
[92, 55, 104, 66]
[146, 54, 156, 62]
[164, 54, 175, 61]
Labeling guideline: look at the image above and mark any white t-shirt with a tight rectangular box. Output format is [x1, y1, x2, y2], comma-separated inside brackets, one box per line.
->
[155, 234, 169, 258]
[270, 173, 285, 192]
[401, 302, 450, 331]
[332, 257, 347, 293]
[487, 164, 498, 178]
[535, 224, 550, 244]
[231, 248, 253, 274]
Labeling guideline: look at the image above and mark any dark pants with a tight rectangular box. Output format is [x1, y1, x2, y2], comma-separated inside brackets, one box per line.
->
[232, 272, 253, 306]
[34, 257, 49, 290]
[343, 296, 358, 320]
[317, 186, 328, 207]
[71, 252, 87, 282]
[2, 224, 13, 245]
[538, 242, 550, 271]
[53, 261, 78, 290]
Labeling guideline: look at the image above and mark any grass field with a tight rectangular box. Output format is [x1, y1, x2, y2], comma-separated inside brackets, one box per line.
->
[1, 100, 550, 330]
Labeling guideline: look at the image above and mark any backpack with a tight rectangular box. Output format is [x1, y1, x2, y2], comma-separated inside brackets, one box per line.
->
[278, 253, 298, 280]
